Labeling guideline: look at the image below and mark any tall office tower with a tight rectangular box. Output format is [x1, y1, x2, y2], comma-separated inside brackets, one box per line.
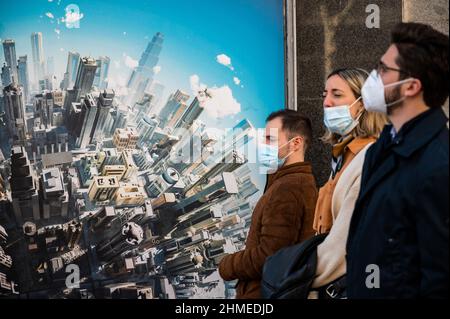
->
[93, 56, 110, 90]
[2, 83, 27, 143]
[76, 94, 98, 149]
[65, 220, 82, 249]
[136, 114, 158, 147]
[39, 167, 69, 219]
[2, 39, 18, 84]
[96, 222, 144, 261]
[165, 250, 204, 275]
[31, 32, 46, 86]
[91, 89, 115, 143]
[173, 97, 204, 131]
[9, 146, 40, 224]
[73, 57, 97, 101]
[108, 106, 128, 135]
[126, 32, 164, 107]
[34, 91, 55, 128]
[61, 51, 81, 90]
[203, 238, 237, 265]
[1, 63, 12, 87]
[112, 127, 139, 152]
[17, 56, 30, 103]
[158, 90, 189, 129]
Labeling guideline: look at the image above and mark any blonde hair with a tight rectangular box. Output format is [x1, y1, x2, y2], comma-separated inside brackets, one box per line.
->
[321, 68, 389, 145]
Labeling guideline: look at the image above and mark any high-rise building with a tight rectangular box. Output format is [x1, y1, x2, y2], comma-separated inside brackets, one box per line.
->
[61, 51, 81, 90]
[39, 167, 69, 219]
[93, 56, 110, 90]
[136, 114, 159, 147]
[158, 90, 190, 129]
[174, 97, 204, 130]
[73, 57, 97, 101]
[9, 146, 40, 224]
[17, 55, 30, 103]
[1, 63, 12, 87]
[31, 32, 46, 85]
[132, 92, 153, 124]
[96, 222, 144, 261]
[2, 83, 27, 143]
[112, 127, 139, 152]
[91, 89, 115, 143]
[2, 39, 18, 84]
[76, 94, 98, 149]
[126, 33, 164, 107]
[146, 167, 180, 198]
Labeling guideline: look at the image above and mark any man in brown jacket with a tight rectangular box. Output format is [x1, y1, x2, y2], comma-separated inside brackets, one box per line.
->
[219, 110, 318, 299]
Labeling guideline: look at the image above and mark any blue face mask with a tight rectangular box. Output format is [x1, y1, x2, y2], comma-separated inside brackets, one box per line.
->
[258, 138, 296, 174]
[323, 96, 362, 136]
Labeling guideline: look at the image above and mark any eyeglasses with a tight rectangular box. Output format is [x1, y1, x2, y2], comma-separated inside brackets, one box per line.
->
[376, 61, 410, 76]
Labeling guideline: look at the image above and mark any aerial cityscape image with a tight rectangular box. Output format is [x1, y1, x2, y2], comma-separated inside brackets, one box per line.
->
[0, 0, 285, 298]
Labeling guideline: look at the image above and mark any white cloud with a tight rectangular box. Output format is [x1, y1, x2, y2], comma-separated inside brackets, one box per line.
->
[113, 60, 121, 69]
[189, 74, 241, 119]
[153, 65, 161, 75]
[216, 54, 234, 70]
[233, 77, 241, 85]
[64, 10, 84, 28]
[123, 54, 138, 69]
[46, 12, 55, 19]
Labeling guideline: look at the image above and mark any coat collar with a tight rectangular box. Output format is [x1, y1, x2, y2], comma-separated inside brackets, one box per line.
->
[389, 107, 448, 158]
[264, 162, 313, 193]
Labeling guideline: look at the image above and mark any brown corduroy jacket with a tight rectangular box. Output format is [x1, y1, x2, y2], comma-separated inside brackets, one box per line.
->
[218, 162, 318, 299]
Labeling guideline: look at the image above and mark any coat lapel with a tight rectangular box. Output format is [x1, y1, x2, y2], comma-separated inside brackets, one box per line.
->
[358, 154, 397, 202]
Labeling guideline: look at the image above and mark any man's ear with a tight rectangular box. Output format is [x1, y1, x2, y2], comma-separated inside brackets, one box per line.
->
[404, 78, 422, 98]
[293, 136, 304, 151]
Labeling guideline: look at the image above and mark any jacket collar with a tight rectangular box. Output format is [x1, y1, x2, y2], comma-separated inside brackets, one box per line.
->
[389, 107, 448, 158]
[264, 162, 313, 193]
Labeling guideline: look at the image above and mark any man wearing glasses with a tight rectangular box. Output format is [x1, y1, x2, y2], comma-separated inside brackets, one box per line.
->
[346, 23, 449, 298]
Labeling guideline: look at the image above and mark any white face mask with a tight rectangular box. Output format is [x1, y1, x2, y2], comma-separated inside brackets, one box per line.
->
[361, 69, 414, 114]
[323, 96, 362, 136]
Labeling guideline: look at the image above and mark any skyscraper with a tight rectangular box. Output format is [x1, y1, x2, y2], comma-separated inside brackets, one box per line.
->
[1, 63, 12, 87]
[91, 89, 115, 143]
[30, 32, 46, 85]
[126, 33, 164, 107]
[158, 90, 190, 129]
[73, 56, 97, 101]
[76, 94, 98, 149]
[2, 39, 18, 84]
[94, 56, 110, 90]
[2, 83, 26, 143]
[9, 146, 40, 224]
[17, 56, 30, 103]
[174, 97, 204, 130]
[62, 51, 81, 90]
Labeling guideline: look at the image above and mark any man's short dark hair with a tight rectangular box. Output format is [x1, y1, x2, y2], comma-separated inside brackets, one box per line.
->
[391, 22, 449, 108]
[266, 109, 313, 150]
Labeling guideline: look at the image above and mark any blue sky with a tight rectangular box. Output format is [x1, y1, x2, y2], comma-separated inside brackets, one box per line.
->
[0, 0, 285, 190]
[0, 0, 285, 129]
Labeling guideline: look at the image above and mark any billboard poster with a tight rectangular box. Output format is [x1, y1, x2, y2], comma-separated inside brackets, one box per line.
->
[0, 0, 285, 299]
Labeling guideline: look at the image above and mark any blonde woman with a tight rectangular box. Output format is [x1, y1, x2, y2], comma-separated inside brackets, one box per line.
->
[310, 68, 388, 298]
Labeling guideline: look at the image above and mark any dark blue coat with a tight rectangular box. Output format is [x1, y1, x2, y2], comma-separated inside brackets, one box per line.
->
[346, 107, 449, 298]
